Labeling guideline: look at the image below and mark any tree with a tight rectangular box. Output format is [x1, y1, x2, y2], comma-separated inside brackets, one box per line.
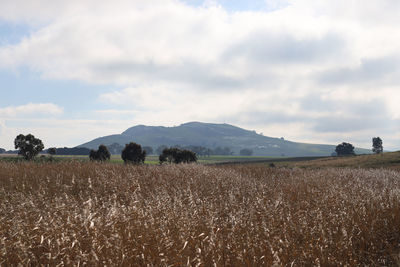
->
[335, 142, 355, 156]
[159, 147, 177, 164]
[159, 147, 197, 164]
[14, 134, 44, 160]
[0, 148, 5, 154]
[372, 137, 383, 154]
[89, 145, 111, 161]
[240, 148, 253, 156]
[48, 147, 57, 156]
[143, 146, 154, 155]
[121, 142, 146, 164]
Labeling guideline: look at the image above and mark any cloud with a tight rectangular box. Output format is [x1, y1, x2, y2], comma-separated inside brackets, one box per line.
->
[0, 0, 399, 150]
[289, 0, 400, 26]
[1, 0, 398, 89]
[0, 103, 63, 118]
[224, 32, 346, 65]
[318, 57, 400, 86]
[0, 117, 132, 150]
[94, 110, 138, 116]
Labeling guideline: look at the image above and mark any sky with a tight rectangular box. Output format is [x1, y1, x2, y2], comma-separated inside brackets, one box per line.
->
[0, 0, 399, 151]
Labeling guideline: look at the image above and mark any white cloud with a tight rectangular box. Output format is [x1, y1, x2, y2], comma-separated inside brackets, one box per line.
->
[0, 103, 66, 150]
[0, 0, 399, 150]
[0, 103, 63, 118]
[0, 117, 130, 150]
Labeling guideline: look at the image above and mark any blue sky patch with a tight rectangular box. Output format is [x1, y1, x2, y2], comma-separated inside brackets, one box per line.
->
[0, 20, 32, 45]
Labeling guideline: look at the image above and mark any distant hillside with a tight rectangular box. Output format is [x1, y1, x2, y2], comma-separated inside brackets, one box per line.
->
[77, 122, 370, 157]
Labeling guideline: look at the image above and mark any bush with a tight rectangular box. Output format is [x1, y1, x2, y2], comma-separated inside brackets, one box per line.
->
[121, 142, 146, 164]
[89, 145, 111, 161]
[159, 147, 197, 164]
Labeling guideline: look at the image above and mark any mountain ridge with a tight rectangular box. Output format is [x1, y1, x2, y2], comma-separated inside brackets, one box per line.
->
[77, 122, 370, 156]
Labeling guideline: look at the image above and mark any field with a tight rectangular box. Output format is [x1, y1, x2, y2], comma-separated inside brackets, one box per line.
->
[277, 151, 400, 170]
[113, 155, 285, 165]
[0, 154, 285, 165]
[1, 161, 400, 265]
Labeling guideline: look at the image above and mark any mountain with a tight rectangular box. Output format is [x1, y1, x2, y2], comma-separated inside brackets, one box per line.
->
[77, 122, 370, 156]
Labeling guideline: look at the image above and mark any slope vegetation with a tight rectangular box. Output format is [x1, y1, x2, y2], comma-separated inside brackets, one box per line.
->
[78, 122, 370, 156]
[279, 151, 400, 170]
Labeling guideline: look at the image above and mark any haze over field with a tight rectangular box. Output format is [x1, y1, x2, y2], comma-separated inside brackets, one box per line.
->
[0, 0, 399, 150]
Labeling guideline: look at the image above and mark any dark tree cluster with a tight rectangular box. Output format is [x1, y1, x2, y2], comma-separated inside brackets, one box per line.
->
[335, 142, 355, 156]
[121, 142, 146, 164]
[89, 145, 111, 161]
[14, 134, 44, 160]
[159, 147, 197, 164]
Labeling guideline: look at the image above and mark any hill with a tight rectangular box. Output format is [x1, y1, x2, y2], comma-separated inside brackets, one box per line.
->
[277, 151, 400, 170]
[77, 122, 370, 156]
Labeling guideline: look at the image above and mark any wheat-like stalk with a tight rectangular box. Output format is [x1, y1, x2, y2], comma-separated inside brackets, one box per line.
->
[0, 162, 399, 265]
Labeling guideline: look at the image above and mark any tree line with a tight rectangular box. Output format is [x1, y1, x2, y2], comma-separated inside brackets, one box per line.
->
[7, 133, 196, 164]
[94, 144, 249, 157]
[89, 142, 197, 164]
[2, 133, 389, 161]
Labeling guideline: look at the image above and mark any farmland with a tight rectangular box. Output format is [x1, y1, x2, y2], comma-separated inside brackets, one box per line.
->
[277, 151, 400, 170]
[1, 161, 400, 265]
[0, 154, 285, 165]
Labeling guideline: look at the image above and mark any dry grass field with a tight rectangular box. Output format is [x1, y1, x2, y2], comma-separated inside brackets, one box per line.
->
[277, 151, 400, 170]
[1, 161, 400, 265]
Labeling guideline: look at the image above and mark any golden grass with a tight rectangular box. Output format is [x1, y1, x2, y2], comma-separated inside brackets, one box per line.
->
[1, 162, 400, 265]
[278, 151, 400, 170]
